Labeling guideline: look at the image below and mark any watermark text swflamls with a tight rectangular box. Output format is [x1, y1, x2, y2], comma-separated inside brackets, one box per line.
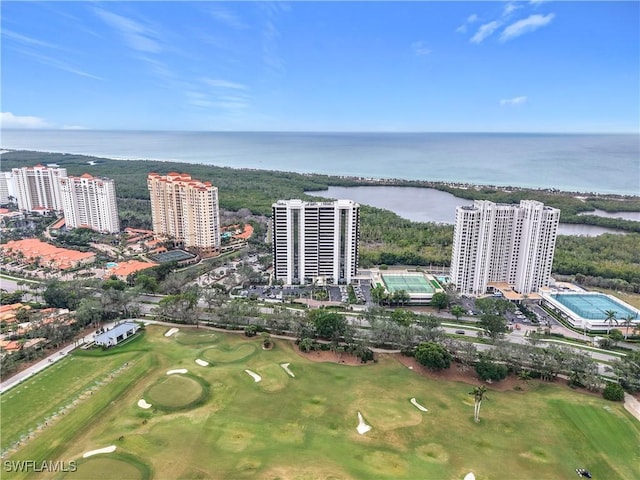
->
[4, 460, 78, 473]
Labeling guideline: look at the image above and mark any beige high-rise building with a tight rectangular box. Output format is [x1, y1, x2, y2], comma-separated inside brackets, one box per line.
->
[12, 164, 67, 212]
[147, 172, 221, 255]
[59, 173, 120, 234]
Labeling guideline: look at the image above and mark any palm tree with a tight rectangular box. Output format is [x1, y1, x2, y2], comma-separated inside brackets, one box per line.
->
[621, 313, 637, 340]
[469, 385, 488, 423]
[604, 310, 618, 335]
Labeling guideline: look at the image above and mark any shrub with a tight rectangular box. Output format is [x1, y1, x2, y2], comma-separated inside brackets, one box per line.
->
[415, 342, 452, 371]
[400, 347, 415, 357]
[475, 358, 508, 382]
[602, 382, 625, 401]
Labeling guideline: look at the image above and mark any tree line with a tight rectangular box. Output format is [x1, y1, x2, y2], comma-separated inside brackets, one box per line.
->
[2, 150, 639, 288]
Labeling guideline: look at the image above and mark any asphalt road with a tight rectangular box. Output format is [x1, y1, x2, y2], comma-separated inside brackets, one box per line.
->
[0, 277, 632, 394]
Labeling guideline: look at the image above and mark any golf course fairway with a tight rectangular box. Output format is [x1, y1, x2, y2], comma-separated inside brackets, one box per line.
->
[1, 325, 638, 480]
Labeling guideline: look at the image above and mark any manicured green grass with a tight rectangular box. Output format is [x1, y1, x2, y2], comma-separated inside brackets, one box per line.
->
[201, 342, 256, 363]
[145, 375, 205, 410]
[3, 326, 639, 480]
[63, 455, 147, 480]
[174, 331, 218, 346]
[0, 351, 139, 452]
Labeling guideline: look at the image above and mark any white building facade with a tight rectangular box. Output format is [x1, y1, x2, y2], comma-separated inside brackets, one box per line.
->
[147, 172, 221, 255]
[0, 171, 14, 205]
[272, 199, 360, 285]
[59, 174, 120, 233]
[451, 200, 560, 295]
[11, 165, 67, 212]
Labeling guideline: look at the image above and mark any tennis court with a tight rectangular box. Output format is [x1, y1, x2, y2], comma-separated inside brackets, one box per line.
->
[381, 274, 435, 294]
[149, 249, 196, 264]
[550, 293, 637, 320]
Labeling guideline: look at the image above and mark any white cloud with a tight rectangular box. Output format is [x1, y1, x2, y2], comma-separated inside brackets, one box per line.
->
[189, 78, 252, 113]
[209, 6, 247, 29]
[94, 8, 162, 53]
[202, 79, 247, 90]
[456, 13, 479, 33]
[1, 112, 49, 129]
[500, 13, 555, 41]
[2, 29, 60, 50]
[470, 21, 502, 44]
[502, 3, 521, 18]
[500, 96, 528, 106]
[411, 41, 431, 56]
[11, 47, 103, 80]
[63, 125, 88, 130]
[259, 2, 289, 75]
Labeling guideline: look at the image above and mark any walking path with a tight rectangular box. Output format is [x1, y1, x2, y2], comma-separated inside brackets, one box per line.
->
[623, 393, 640, 422]
[3, 317, 638, 424]
[0, 322, 118, 394]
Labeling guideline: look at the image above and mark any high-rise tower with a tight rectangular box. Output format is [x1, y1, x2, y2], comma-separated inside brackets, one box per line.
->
[451, 200, 560, 295]
[147, 172, 221, 255]
[11, 165, 67, 212]
[271, 199, 360, 285]
[59, 173, 120, 233]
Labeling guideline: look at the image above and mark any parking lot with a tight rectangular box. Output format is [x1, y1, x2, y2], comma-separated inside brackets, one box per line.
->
[238, 281, 373, 306]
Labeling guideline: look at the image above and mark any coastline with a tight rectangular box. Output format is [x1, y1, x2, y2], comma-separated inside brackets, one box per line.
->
[2, 148, 639, 200]
[2, 129, 638, 196]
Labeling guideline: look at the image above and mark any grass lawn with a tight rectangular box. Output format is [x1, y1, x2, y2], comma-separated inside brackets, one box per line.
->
[0, 350, 140, 452]
[145, 374, 206, 410]
[2, 325, 639, 480]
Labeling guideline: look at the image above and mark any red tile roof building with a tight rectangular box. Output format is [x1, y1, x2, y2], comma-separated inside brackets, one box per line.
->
[147, 172, 221, 256]
[0, 238, 95, 270]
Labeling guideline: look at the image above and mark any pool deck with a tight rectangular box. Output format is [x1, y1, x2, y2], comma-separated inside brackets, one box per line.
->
[541, 291, 640, 331]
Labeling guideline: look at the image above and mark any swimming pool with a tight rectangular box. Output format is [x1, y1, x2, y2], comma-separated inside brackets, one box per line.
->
[543, 292, 640, 331]
[106, 262, 118, 269]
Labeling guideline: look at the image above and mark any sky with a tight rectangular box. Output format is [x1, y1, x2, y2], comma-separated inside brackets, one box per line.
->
[1, 1, 639, 133]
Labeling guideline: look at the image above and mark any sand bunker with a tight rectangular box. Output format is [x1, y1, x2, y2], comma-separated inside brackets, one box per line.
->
[244, 369, 262, 382]
[82, 445, 116, 458]
[463, 473, 475, 480]
[137, 399, 152, 409]
[356, 411, 371, 435]
[280, 363, 295, 378]
[195, 359, 209, 367]
[166, 369, 188, 375]
[410, 398, 428, 412]
[164, 328, 179, 337]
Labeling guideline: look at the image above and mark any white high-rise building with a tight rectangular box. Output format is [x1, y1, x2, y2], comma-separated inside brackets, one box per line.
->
[147, 172, 221, 255]
[271, 199, 360, 285]
[451, 200, 560, 295]
[0, 171, 14, 205]
[59, 174, 120, 234]
[11, 165, 67, 212]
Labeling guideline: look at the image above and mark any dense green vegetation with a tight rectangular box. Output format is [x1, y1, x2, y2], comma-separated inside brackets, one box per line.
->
[555, 233, 640, 285]
[435, 185, 640, 231]
[3, 150, 639, 289]
[3, 326, 638, 480]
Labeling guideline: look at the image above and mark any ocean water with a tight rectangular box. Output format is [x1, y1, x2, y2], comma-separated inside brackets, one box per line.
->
[2, 130, 639, 196]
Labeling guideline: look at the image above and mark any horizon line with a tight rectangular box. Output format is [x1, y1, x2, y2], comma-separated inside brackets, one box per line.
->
[2, 128, 638, 135]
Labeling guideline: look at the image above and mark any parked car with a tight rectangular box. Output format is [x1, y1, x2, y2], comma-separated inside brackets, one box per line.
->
[455, 330, 465, 335]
